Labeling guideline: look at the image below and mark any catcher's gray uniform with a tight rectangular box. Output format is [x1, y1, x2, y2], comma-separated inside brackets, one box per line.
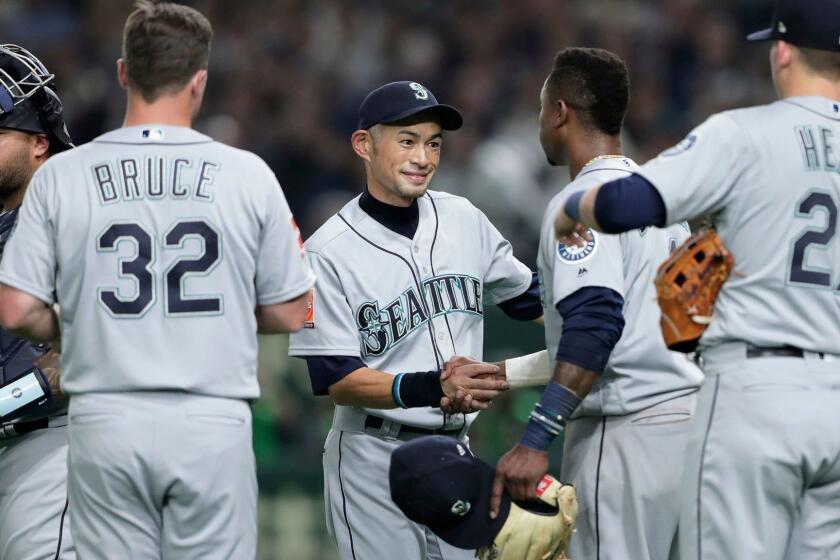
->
[0, 125, 315, 559]
[538, 157, 702, 560]
[289, 190, 532, 560]
[0, 420, 73, 560]
[634, 96, 840, 560]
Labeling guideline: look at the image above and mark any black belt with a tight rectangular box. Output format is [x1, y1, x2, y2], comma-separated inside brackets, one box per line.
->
[364, 415, 462, 438]
[745, 345, 817, 359]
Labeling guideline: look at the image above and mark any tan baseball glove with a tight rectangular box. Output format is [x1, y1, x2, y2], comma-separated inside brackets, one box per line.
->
[655, 227, 734, 352]
[477, 475, 578, 560]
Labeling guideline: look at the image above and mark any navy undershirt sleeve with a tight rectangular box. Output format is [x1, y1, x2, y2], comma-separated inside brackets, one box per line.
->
[555, 286, 625, 373]
[304, 355, 366, 396]
[497, 272, 543, 321]
[593, 174, 667, 233]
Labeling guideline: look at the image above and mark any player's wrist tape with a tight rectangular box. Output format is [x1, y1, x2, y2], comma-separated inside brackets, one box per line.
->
[520, 381, 582, 452]
[504, 350, 551, 388]
[0, 368, 51, 423]
[391, 371, 444, 409]
[564, 191, 584, 222]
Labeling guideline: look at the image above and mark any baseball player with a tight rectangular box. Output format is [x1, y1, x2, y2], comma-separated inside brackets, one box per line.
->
[0, 43, 75, 560]
[555, 1, 840, 558]
[0, 2, 314, 559]
[466, 47, 702, 560]
[288, 81, 542, 560]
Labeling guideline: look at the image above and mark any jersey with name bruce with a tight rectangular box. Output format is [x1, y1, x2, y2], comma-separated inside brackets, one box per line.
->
[357, 273, 483, 357]
[90, 156, 220, 205]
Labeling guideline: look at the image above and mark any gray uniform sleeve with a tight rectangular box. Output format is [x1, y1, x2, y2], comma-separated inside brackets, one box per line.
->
[288, 251, 361, 357]
[478, 209, 532, 304]
[255, 178, 315, 305]
[0, 169, 56, 304]
[635, 113, 753, 224]
[550, 229, 625, 306]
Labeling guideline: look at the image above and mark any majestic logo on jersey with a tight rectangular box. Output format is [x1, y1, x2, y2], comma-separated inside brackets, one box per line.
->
[355, 274, 483, 357]
[660, 133, 697, 157]
[556, 230, 598, 265]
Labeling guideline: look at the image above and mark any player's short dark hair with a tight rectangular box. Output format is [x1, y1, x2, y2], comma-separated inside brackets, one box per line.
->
[122, 0, 213, 102]
[545, 47, 629, 136]
[797, 46, 840, 80]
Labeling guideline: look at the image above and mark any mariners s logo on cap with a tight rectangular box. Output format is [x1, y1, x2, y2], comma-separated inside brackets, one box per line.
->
[557, 230, 598, 265]
[409, 82, 429, 100]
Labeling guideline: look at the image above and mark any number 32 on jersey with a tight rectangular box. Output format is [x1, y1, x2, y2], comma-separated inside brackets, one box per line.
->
[97, 218, 222, 317]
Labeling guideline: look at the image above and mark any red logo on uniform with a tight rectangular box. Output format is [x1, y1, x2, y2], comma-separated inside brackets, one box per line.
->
[290, 216, 304, 254]
[535, 475, 555, 497]
[304, 289, 315, 328]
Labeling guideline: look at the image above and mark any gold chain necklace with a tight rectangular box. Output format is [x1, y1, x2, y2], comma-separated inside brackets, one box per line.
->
[582, 154, 624, 169]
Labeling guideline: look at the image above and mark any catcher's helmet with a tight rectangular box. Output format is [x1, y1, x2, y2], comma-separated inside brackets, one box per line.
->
[0, 44, 73, 152]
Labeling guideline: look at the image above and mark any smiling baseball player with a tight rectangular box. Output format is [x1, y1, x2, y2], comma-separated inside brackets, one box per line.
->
[555, 1, 840, 558]
[0, 2, 314, 559]
[0, 43, 75, 560]
[289, 81, 542, 560]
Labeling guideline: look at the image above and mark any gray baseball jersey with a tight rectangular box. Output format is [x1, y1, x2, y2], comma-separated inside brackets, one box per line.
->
[635, 96, 840, 354]
[0, 125, 314, 399]
[289, 190, 531, 429]
[538, 157, 702, 417]
[630, 96, 840, 560]
[289, 190, 531, 560]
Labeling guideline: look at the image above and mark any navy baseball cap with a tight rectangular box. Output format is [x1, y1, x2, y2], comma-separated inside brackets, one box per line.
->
[747, 0, 840, 52]
[358, 81, 463, 131]
[389, 435, 511, 549]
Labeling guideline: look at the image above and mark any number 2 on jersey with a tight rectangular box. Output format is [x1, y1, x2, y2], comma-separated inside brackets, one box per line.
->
[97, 219, 222, 317]
[788, 191, 839, 288]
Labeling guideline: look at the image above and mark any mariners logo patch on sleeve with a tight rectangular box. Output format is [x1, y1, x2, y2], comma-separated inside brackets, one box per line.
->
[557, 229, 598, 264]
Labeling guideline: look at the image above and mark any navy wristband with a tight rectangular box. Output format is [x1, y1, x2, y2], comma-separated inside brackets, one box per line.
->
[520, 381, 582, 451]
[396, 371, 444, 408]
[564, 190, 584, 222]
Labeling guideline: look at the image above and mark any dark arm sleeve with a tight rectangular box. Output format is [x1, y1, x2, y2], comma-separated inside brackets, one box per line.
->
[591, 174, 667, 233]
[554, 286, 625, 373]
[304, 355, 366, 396]
[496, 272, 543, 321]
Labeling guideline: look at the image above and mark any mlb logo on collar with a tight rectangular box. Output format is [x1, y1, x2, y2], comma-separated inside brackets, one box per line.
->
[142, 128, 165, 140]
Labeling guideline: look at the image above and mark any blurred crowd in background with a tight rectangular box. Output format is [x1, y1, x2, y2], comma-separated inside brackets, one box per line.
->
[0, 1, 778, 557]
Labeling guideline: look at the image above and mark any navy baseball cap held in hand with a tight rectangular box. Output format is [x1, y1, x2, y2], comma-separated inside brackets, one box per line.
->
[389, 435, 512, 549]
[358, 81, 463, 131]
[747, 0, 840, 52]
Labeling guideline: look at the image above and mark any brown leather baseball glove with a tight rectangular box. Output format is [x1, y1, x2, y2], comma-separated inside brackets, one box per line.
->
[655, 228, 734, 352]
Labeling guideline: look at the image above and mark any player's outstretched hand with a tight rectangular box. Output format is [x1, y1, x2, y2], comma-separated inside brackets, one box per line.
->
[439, 356, 507, 413]
[554, 208, 592, 248]
[489, 444, 549, 519]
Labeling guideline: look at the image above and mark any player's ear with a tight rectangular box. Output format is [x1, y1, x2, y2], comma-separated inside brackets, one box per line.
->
[555, 99, 570, 129]
[32, 134, 50, 161]
[774, 41, 795, 70]
[117, 59, 129, 89]
[190, 69, 208, 99]
[351, 129, 373, 163]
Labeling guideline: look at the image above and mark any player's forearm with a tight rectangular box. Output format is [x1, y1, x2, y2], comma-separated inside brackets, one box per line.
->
[328, 367, 401, 408]
[550, 361, 598, 399]
[563, 174, 668, 234]
[256, 291, 310, 333]
[0, 294, 60, 343]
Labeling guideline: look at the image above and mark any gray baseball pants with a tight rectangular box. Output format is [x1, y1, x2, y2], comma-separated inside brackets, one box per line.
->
[67, 391, 257, 560]
[679, 342, 840, 560]
[0, 419, 74, 560]
[562, 391, 697, 560]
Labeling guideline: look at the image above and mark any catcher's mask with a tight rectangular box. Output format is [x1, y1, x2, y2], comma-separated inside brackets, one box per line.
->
[390, 435, 539, 549]
[0, 44, 73, 153]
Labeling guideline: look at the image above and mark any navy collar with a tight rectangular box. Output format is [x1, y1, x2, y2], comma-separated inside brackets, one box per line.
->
[358, 188, 419, 239]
